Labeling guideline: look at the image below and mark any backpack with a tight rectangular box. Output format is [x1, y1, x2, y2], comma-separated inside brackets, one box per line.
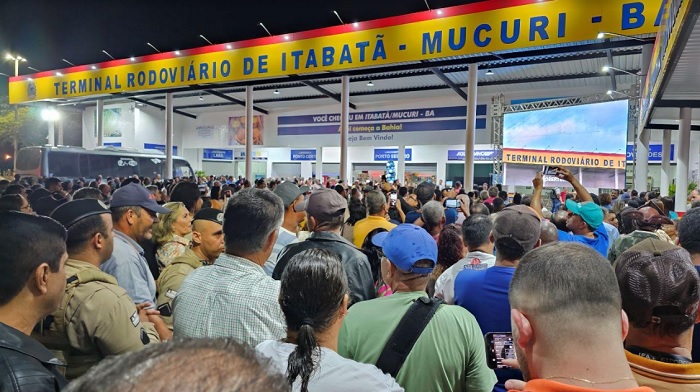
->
[360, 227, 389, 289]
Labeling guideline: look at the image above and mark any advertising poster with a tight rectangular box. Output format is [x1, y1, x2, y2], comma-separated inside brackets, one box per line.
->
[228, 115, 264, 145]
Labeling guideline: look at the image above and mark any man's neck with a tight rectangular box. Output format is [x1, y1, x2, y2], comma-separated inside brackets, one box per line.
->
[191, 245, 213, 264]
[281, 216, 298, 233]
[227, 251, 267, 267]
[625, 327, 693, 359]
[469, 244, 494, 255]
[0, 300, 41, 336]
[690, 253, 700, 267]
[574, 228, 596, 238]
[314, 227, 342, 236]
[68, 251, 102, 268]
[495, 257, 519, 267]
[112, 223, 135, 241]
[535, 336, 639, 390]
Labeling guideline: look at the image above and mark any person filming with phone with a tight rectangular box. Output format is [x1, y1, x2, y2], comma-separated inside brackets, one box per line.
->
[531, 167, 609, 257]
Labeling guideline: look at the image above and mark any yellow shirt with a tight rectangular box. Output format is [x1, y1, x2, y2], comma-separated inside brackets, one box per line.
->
[353, 215, 396, 248]
[626, 350, 700, 392]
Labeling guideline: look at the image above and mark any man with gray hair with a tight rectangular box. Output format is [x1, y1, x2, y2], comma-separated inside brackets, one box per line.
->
[353, 190, 396, 248]
[173, 188, 286, 347]
[422, 200, 445, 241]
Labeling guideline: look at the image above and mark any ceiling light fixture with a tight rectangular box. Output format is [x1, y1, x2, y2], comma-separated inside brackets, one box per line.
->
[174, 50, 181, 56]
[55, 72, 63, 76]
[226, 44, 232, 50]
[353, 22, 359, 28]
[601, 65, 639, 76]
[596, 31, 648, 42]
[367, 80, 374, 87]
[485, 69, 494, 75]
[273, 89, 280, 95]
[91, 65, 97, 70]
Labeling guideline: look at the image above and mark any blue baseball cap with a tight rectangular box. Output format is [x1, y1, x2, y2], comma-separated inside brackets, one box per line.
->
[372, 224, 437, 274]
[110, 183, 170, 214]
[565, 199, 603, 229]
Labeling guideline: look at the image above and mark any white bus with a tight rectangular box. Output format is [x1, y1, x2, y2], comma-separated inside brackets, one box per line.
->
[15, 146, 194, 180]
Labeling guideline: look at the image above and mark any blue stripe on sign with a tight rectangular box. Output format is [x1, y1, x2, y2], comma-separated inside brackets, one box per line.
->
[278, 119, 485, 136]
[277, 106, 485, 125]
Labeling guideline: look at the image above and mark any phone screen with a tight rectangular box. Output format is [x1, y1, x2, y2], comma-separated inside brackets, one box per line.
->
[445, 199, 458, 208]
[542, 165, 558, 175]
[390, 193, 397, 206]
[485, 332, 516, 369]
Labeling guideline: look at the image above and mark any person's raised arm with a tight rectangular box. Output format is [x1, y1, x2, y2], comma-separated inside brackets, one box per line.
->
[531, 171, 543, 219]
[555, 166, 592, 202]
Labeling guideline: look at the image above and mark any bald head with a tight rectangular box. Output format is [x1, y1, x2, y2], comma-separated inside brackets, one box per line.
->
[552, 210, 569, 232]
[539, 221, 559, 245]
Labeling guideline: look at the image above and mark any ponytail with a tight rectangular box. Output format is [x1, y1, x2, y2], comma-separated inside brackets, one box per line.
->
[286, 323, 319, 392]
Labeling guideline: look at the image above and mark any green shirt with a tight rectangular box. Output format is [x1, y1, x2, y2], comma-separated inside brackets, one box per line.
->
[338, 292, 496, 392]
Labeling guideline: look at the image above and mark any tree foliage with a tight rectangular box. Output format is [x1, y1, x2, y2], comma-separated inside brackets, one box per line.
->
[0, 96, 48, 148]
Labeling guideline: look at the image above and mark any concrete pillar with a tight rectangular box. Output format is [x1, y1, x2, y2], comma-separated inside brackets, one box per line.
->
[96, 100, 104, 147]
[340, 75, 350, 183]
[245, 86, 253, 182]
[47, 121, 55, 147]
[660, 129, 672, 196]
[316, 147, 324, 180]
[676, 108, 691, 212]
[464, 63, 478, 188]
[397, 145, 406, 185]
[57, 116, 64, 145]
[165, 93, 174, 179]
[635, 129, 650, 191]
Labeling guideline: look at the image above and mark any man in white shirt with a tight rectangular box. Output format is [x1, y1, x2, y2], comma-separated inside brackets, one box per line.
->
[434, 215, 495, 304]
[264, 182, 304, 276]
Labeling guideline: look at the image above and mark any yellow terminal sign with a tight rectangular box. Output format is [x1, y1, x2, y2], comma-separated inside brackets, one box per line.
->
[9, 0, 663, 103]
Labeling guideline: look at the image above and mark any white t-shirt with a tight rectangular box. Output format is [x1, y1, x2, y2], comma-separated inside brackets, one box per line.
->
[433, 251, 497, 304]
[256, 340, 404, 392]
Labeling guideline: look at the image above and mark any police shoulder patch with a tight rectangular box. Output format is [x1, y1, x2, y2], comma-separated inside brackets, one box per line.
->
[130, 311, 140, 327]
[165, 289, 177, 299]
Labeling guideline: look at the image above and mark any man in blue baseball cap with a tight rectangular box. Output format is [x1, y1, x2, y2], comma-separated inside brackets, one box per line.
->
[101, 183, 170, 307]
[338, 224, 497, 392]
[531, 167, 609, 257]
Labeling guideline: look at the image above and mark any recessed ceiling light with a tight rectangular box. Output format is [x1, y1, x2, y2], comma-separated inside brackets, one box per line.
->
[485, 69, 494, 75]
[273, 89, 280, 95]
[366, 80, 374, 87]
[198, 95, 204, 101]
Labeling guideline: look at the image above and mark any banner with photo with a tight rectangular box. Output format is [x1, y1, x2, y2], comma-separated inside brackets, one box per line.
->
[228, 115, 264, 145]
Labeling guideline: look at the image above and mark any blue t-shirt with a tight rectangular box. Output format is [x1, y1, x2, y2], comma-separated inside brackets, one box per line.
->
[454, 266, 522, 392]
[405, 211, 421, 224]
[557, 223, 609, 257]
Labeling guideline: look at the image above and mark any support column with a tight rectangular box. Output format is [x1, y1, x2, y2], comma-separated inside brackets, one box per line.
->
[165, 93, 174, 179]
[397, 145, 406, 185]
[245, 86, 253, 182]
[635, 129, 650, 191]
[57, 116, 64, 145]
[96, 100, 104, 147]
[660, 129, 672, 197]
[340, 75, 350, 183]
[464, 64, 478, 188]
[47, 120, 55, 147]
[316, 147, 324, 180]
[676, 108, 691, 212]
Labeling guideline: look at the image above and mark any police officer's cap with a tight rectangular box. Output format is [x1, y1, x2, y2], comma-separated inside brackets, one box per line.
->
[193, 208, 224, 224]
[51, 199, 111, 229]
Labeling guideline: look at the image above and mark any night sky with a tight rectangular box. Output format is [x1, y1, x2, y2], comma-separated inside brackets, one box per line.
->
[0, 0, 480, 96]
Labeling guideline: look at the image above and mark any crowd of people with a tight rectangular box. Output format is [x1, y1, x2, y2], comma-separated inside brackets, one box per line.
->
[1, 168, 700, 392]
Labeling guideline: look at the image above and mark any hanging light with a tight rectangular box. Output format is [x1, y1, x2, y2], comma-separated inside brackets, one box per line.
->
[485, 69, 494, 75]
[366, 80, 375, 87]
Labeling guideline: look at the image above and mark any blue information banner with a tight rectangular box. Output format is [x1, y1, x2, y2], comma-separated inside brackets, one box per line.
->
[448, 149, 497, 161]
[278, 106, 487, 136]
[144, 143, 178, 155]
[626, 144, 675, 162]
[203, 149, 233, 160]
[374, 148, 413, 161]
[103, 142, 122, 147]
[290, 149, 317, 161]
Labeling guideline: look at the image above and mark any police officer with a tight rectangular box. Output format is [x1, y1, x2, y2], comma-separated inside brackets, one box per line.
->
[36, 199, 167, 379]
[157, 208, 224, 330]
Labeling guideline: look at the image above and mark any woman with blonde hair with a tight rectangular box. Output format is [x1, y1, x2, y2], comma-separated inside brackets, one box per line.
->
[153, 201, 192, 271]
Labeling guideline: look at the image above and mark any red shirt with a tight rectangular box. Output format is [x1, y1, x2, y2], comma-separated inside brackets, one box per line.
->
[511, 379, 654, 392]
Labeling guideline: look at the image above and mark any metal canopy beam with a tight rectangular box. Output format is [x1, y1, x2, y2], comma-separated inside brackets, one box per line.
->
[128, 97, 196, 119]
[648, 123, 700, 131]
[606, 48, 617, 91]
[301, 81, 357, 109]
[431, 68, 469, 102]
[656, 99, 700, 108]
[203, 89, 269, 114]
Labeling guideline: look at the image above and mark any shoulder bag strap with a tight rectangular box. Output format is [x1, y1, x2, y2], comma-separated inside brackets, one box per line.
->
[375, 296, 442, 378]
